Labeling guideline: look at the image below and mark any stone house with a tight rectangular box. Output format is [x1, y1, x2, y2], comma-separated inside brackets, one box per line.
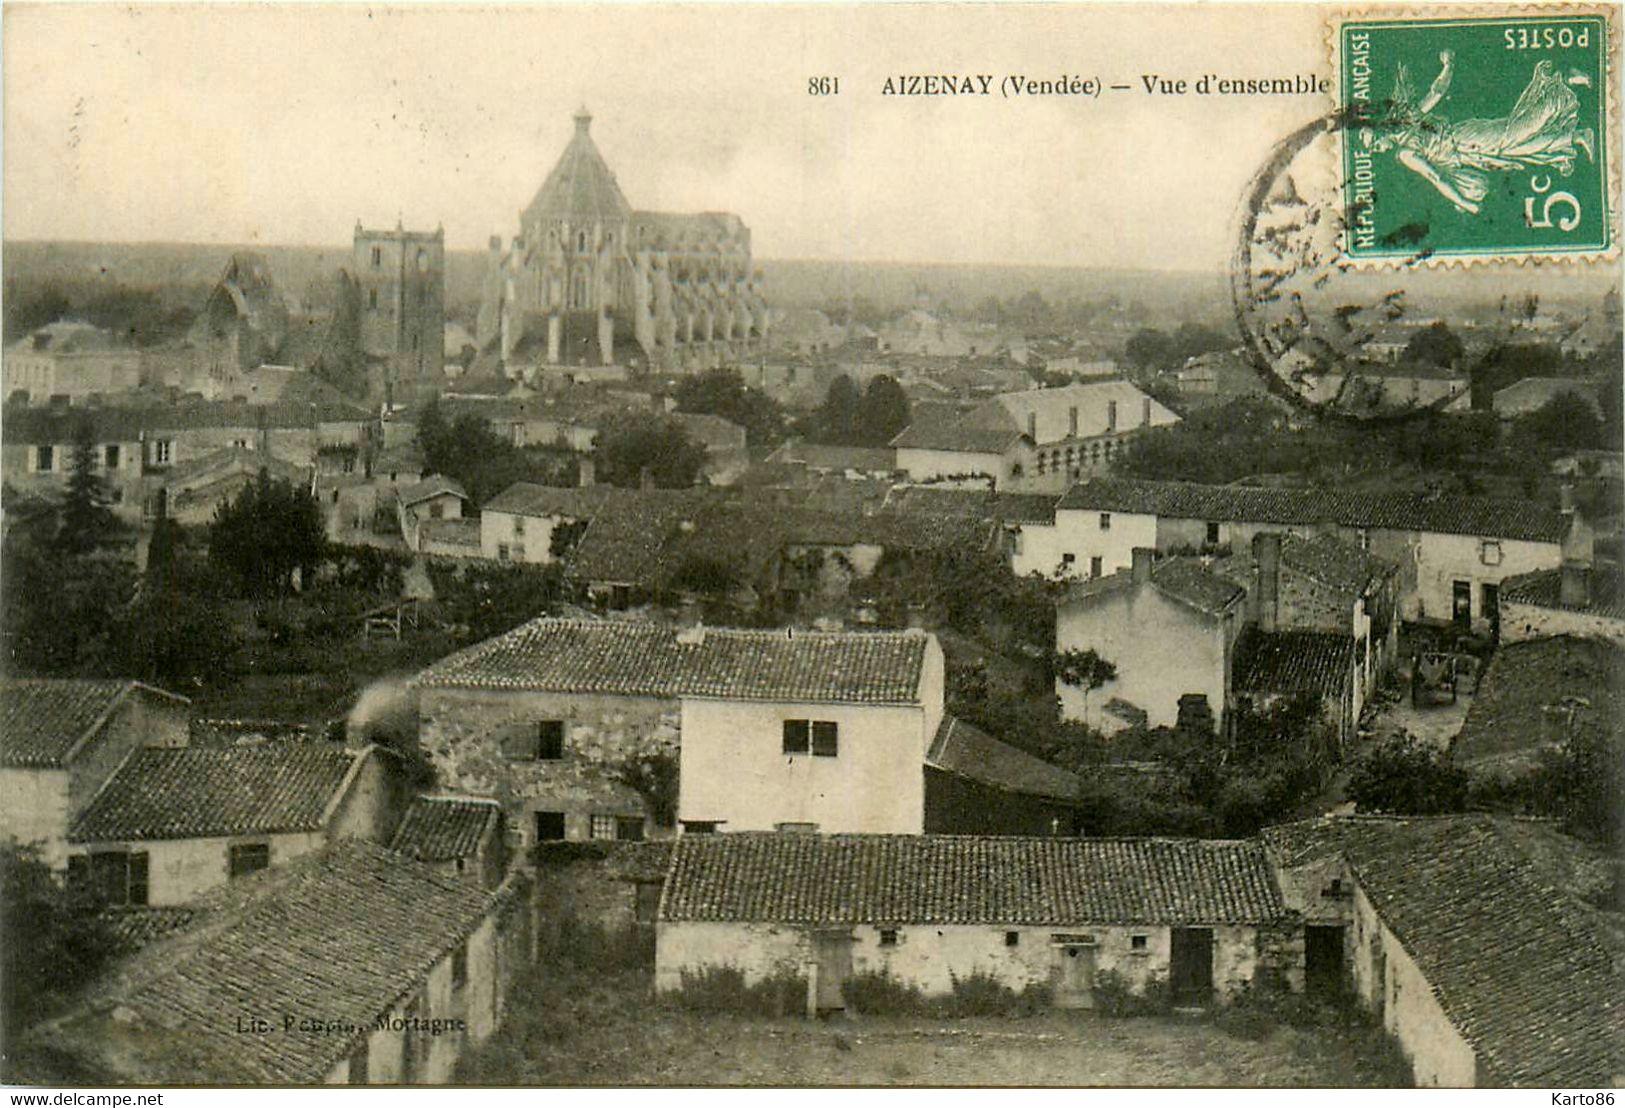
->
[1051, 477, 1571, 633]
[25, 841, 530, 1085]
[411, 618, 945, 847]
[1055, 550, 1247, 733]
[396, 476, 469, 553]
[1264, 815, 1624, 1088]
[159, 446, 313, 527]
[389, 794, 509, 887]
[66, 744, 405, 906]
[655, 834, 1294, 1012]
[0, 679, 190, 869]
[3, 321, 144, 403]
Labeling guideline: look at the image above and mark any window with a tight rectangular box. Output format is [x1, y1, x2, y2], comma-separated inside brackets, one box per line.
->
[1131, 934, 1148, 951]
[451, 941, 468, 989]
[615, 817, 645, 842]
[104, 444, 119, 469]
[35, 446, 53, 472]
[576, 230, 587, 252]
[1357, 528, 1371, 550]
[1480, 540, 1503, 566]
[347, 1038, 369, 1084]
[1206, 521, 1221, 545]
[153, 440, 172, 465]
[429, 501, 445, 520]
[229, 842, 270, 879]
[1090, 555, 1103, 578]
[681, 821, 719, 835]
[513, 516, 526, 537]
[1027, 413, 1037, 440]
[782, 719, 810, 755]
[776, 822, 818, 833]
[534, 811, 566, 842]
[879, 929, 899, 947]
[1061, 552, 1076, 566]
[1106, 400, 1118, 431]
[589, 814, 617, 840]
[1005, 931, 1020, 948]
[1099, 512, 1111, 531]
[371, 246, 382, 268]
[84, 851, 148, 906]
[1068, 407, 1079, 437]
[1142, 397, 1153, 426]
[537, 720, 564, 759]
[811, 721, 839, 757]
[368, 289, 379, 310]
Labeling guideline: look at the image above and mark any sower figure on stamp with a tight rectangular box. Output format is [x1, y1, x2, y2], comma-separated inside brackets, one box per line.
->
[1362, 51, 1596, 215]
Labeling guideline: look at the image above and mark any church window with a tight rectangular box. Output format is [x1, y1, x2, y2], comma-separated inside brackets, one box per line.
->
[577, 230, 588, 252]
[370, 246, 381, 268]
[368, 289, 378, 311]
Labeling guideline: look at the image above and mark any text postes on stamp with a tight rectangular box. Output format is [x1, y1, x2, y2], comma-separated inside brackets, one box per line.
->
[1337, 10, 1614, 263]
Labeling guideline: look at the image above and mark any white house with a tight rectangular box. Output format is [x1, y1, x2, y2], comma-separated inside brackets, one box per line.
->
[478, 482, 612, 564]
[412, 618, 945, 847]
[66, 744, 403, 906]
[1054, 477, 1572, 632]
[396, 475, 469, 553]
[890, 422, 1034, 489]
[0, 680, 191, 869]
[656, 833, 1294, 1012]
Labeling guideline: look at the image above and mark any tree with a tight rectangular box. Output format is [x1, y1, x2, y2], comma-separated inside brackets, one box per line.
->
[674, 368, 785, 446]
[207, 470, 326, 598]
[1, 529, 134, 677]
[1346, 734, 1469, 815]
[1054, 648, 1117, 719]
[1403, 321, 1464, 369]
[814, 374, 861, 444]
[55, 420, 117, 556]
[2, 282, 71, 346]
[1124, 329, 1176, 371]
[592, 412, 707, 489]
[1, 844, 117, 1047]
[855, 374, 910, 446]
[1515, 391, 1606, 454]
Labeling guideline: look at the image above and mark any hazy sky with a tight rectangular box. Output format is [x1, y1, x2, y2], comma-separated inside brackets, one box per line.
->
[4, 3, 1334, 269]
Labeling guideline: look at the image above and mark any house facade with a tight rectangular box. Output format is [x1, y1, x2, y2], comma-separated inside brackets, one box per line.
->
[1053, 478, 1569, 633]
[412, 618, 944, 847]
[656, 834, 1294, 1011]
[66, 744, 404, 906]
[1055, 550, 1246, 733]
[0, 680, 190, 869]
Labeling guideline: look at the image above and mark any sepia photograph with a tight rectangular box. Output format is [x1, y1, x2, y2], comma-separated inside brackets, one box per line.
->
[0, 0, 1621, 1091]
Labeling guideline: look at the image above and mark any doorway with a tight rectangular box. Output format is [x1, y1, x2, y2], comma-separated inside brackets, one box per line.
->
[1050, 938, 1098, 1008]
[813, 932, 851, 1011]
[1451, 580, 1472, 629]
[1305, 925, 1346, 998]
[1482, 583, 1500, 640]
[1170, 927, 1214, 1007]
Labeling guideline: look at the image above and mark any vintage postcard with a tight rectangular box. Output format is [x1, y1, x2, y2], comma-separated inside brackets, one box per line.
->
[1, 0, 1621, 1093]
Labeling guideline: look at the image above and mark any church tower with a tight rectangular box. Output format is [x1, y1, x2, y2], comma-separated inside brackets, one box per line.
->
[353, 222, 445, 403]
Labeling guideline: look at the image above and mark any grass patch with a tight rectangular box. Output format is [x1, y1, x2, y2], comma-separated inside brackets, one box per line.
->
[668, 965, 808, 1018]
[843, 968, 1050, 1018]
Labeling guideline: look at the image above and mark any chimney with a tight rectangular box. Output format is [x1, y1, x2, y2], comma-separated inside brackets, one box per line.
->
[578, 456, 596, 488]
[1254, 532, 1282, 632]
[1131, 547, 1154, 585]
[676, 597, 702, 629]
[1560, 559, 1592, 608]
[675, 619, 705, 646]
[1560, 483, 1576, 515]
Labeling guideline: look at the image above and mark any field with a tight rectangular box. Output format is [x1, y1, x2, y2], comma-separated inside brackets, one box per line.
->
[458, 964, 1410, 1088]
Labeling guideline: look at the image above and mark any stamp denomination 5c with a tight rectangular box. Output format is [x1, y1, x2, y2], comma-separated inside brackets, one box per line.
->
[1335, 9, 1616, 263]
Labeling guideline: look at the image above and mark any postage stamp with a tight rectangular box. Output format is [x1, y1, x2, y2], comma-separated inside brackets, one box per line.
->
[1335, 9, 1616, 262]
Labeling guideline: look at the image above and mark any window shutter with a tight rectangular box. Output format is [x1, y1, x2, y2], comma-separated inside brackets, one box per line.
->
[128, 852, 150, 906]
[782, 719, 809, 754]
[811, 721, 839, 757]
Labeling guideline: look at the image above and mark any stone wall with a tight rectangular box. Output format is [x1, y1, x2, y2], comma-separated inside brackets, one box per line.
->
[1500, 600, 1625, 646]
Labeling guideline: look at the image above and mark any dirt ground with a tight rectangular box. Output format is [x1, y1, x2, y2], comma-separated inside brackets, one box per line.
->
[459, 968, 1408, 1087]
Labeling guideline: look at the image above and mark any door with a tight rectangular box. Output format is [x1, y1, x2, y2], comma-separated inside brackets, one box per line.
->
[1482, 583, 1500, 640]
[1051, 942, 1098, 1008]
[1304, 925, 1346, 998]
[1451, 580, 1472, 629]
[1170, 927, 1214, 1007]
[813, 932, 852, 1010]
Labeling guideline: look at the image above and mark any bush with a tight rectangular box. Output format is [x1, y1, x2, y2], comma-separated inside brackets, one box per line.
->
[669, 965, 807, 1018]
[541, 915, 654, 972]
[1091, 969, 1172, 1017]
[843, 969, 929, 1015]
[942, 970, 1051, 1018]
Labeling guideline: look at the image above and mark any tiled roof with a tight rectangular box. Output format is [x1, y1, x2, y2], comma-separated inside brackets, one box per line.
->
[984, 380, 1179, 442]
[1233, 628, 1355, 702]
[390, 796, 501, 862]
[414, 617, 932, 705]
[880, 484, 1059, 525]
[890, 420, 1027, 453]
[671, 412, 747, 450]
[482, 481, 614, 519]
[0, 680, 183, 769]
[396, 475, 467, 506]
[1, 398, 370, 445]
[1150, 558, 1247, 617]
[565, 489, 712, 586]
[525, 112, 632, 224]
[163, 446, 309, 491]
[70, 745, 363, 842]
[768, 441, 900, 473]
[1453, 636, 1625, 767]
[1262, 816, 1625, 1088]
[97, 907, 200, 953]
[661, 834, 1287, 926]
[1057, 478, 1570, 544]
[1501, 563, 1625, 620]
[36, 841, 524, 1085]
[927, 715, 1083, 801]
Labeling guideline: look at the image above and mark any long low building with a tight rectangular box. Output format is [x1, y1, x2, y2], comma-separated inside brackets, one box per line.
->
[1047, 477, 1577, 632]
[655, 833, 1294, 1012]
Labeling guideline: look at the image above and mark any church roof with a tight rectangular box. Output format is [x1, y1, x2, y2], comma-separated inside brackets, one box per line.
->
[524, 110, 632, 225]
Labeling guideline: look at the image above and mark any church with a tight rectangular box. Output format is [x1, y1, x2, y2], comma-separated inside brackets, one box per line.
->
[476, 110, 769, 377]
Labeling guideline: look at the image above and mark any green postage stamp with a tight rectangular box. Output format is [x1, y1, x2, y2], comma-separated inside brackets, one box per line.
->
[1337, 9, 1616, 262]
